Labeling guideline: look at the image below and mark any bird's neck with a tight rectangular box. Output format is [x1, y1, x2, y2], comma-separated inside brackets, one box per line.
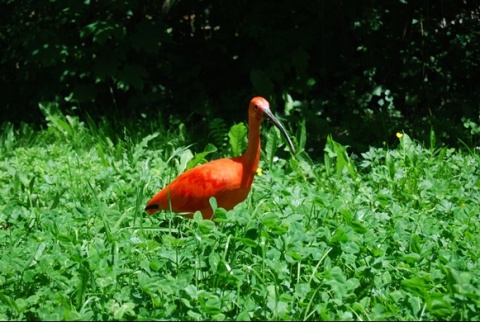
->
[242, 120, 261, 173]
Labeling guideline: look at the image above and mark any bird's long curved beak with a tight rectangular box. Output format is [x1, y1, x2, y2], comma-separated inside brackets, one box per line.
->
[263, 109, 296, 154]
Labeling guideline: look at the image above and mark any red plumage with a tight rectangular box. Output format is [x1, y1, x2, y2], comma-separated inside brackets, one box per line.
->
[145, 97, 294, 219]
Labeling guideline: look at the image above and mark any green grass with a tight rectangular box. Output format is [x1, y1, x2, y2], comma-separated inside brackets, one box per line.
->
[1, 107, 480, 320]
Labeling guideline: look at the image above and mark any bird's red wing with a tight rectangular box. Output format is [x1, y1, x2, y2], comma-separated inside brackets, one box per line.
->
[159, 158, 244, 213]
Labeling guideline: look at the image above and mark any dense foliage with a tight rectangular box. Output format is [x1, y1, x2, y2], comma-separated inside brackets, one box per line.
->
[2, 1, 480, 319]
[1, 1, 479, 153]
[0, 108, 479, 320]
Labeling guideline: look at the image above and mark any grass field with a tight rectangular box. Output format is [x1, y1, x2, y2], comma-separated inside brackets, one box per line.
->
[1, 106, 479, 320]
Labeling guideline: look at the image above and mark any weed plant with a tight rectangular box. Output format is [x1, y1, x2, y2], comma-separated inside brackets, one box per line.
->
[0, 106, 479, 320]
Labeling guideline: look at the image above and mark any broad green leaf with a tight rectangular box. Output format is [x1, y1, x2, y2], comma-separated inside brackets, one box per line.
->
[187, 143, 217, 169]
[228, 123, 247, 157]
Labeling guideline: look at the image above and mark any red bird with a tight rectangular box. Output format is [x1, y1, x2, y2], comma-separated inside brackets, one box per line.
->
[145, 97, 295, 220]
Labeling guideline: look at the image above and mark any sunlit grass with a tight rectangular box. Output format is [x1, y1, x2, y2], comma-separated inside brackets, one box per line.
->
[0, 106, 479, 320]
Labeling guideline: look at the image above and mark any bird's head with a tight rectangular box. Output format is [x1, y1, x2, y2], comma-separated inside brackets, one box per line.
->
[248, 96, 295, 154]
[249, 96, 271, 122]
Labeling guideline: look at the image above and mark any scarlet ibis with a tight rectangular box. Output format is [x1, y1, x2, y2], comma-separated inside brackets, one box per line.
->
[145, 96, 295, 219]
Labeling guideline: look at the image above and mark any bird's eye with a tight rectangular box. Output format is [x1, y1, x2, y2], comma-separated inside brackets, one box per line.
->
[254, 104, 258, 110]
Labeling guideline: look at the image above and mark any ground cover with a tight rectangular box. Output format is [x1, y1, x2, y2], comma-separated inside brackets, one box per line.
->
[0, 108, 479, 320]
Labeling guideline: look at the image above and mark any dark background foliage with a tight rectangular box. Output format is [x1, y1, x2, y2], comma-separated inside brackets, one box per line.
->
[1, 0, 479, 155]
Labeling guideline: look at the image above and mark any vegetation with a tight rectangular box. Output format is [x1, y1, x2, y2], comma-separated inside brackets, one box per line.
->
[1, 1, 479, 320]
[1, 1, 480, 153]
[1, 107, 479, 320]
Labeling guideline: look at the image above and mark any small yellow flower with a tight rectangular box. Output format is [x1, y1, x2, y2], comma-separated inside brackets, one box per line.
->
[396, 132, 403, 139]
[256, 168, 263, 176]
